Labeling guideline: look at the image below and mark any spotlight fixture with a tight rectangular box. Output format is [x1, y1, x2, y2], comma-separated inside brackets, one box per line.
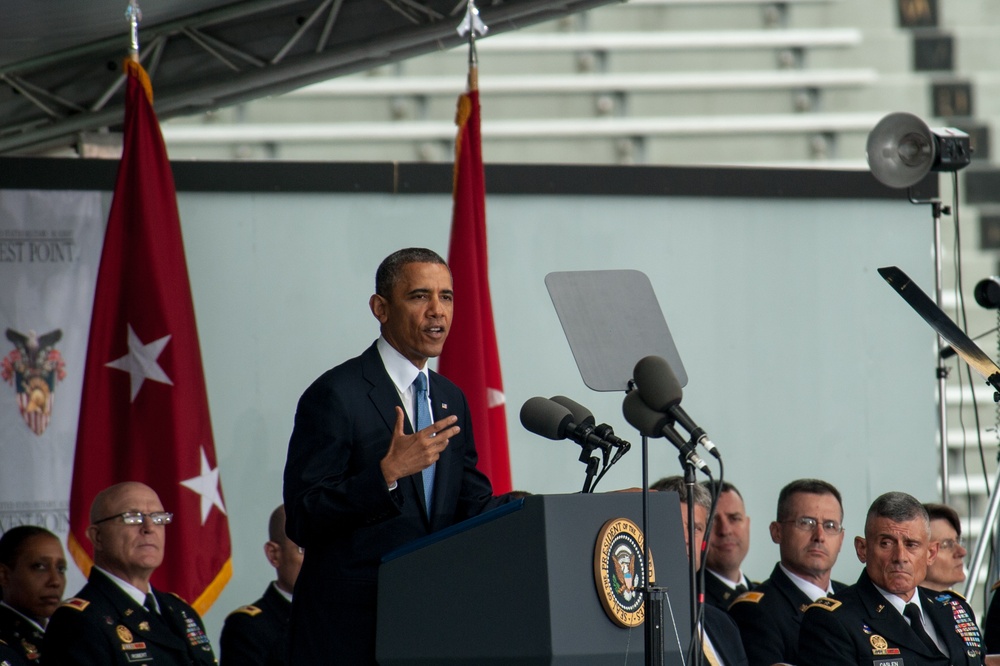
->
[866, 112, 972, 188]
[974, 277, 1000, 310]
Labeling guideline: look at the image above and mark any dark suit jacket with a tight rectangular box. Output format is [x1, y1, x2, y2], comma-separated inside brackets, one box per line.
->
[704, 604, 749, 666]
[219, 583, 289, 666]
[703, 569, 753, 610]
[0, 604, 43, 665]
[42, 568, 216, 666]
[0, 637, 29, 666]
[983, 581, 1000, 653]
[798, 569, 984, 666]
[283, 342, 505, 664]
[729, 562, 846, 666]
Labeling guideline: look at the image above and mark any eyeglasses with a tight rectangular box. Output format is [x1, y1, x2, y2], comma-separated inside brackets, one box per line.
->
[782, 516, 844, 536]
[93, 511, 173, 526]
[938, 538, 964, 551]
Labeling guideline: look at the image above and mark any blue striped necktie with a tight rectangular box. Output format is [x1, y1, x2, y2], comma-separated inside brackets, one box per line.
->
[413, 373, 435, 513]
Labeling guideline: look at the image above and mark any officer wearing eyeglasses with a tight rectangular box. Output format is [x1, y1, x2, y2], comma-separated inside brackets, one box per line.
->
[921, 503, 967, 593]
[42, 481, 217, 665]
[729, 478, 847, 666]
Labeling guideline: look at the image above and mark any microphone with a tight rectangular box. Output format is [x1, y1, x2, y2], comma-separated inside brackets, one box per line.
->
[622, 391, 709, 473]
[519, 397, 613, 456]
[549, 395, 596, 426]
[550, 395, 632, 465]
[632, 355, 720, 458]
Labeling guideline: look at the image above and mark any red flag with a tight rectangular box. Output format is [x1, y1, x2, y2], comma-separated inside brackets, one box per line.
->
[68, 59, 231, 614]
[437, 81, 513, 494]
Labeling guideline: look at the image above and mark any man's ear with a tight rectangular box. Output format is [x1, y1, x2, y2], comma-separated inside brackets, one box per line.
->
[769, 521, 782, 545]
[263, 541, 282, 569]
[854, 536, 867, 563]
[0, 563, 11, 588]
[926, 540, 939, 566]
[86, 524, 101, 551]
[370, 294, 388, 323]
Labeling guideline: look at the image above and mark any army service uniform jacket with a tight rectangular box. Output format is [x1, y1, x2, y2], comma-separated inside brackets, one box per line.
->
[0, 637, 28, 666]
[728, 563, 847, 666]
[218, 583, 290, 666]
[42, 569, 216, 666]
[798, 570, 984, 666]
[0, 604, 44, 665]
[703, 570, 754, 610]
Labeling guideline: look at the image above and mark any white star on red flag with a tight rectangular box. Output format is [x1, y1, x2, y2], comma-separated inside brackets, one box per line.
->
[104, 323, 173, 401]
[180, 446, 228, 525]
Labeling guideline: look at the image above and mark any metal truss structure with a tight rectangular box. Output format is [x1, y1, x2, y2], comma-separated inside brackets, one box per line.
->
[0, 0, 616, 156]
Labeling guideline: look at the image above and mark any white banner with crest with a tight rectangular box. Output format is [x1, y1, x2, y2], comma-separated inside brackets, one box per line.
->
[0, 189, 104, 590]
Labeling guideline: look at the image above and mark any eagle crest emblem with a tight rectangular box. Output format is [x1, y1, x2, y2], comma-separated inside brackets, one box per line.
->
[594, 517, 656, 627]
[2, 328, 66, 435]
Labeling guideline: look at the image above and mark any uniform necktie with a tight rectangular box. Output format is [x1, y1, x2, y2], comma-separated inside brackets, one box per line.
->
[903, 603, 940, 655]
[733, 583, 748, 596]
[413, 373, 434, 513]
[144, 592, 158, 614]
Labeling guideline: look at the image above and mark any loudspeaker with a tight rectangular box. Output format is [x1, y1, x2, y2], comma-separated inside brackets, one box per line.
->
[866, 112, 972, 188]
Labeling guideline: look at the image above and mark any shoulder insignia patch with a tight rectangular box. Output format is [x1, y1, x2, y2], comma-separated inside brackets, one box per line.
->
[730, 591, 764, 606]
[61, 598, 90, 611]
[935, 589, 965, 602]
[229, 605, 262, 617]
[807, 597, 841, 612]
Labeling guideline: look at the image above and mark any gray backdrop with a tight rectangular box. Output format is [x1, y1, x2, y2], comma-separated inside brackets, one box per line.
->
[166, 187, 936, 643]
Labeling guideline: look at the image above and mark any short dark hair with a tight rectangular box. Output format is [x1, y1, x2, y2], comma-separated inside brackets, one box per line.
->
[776, 479, 843, 522]
[0, 526, 59, 568]
[268, 505, 287, 544]
[702, 480, 742, 501]
[924, 503, 961, 537]
[375, 248, 448, 298]
[865, 491, 928, 536]
[653, 476, 712, 510]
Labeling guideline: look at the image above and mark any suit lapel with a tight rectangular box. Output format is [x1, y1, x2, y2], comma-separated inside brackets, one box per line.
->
[772, 565, 815, 617]
[361, 344, 434, 521]
[856, 573, 941, 659]
[91, 572, 187, 653]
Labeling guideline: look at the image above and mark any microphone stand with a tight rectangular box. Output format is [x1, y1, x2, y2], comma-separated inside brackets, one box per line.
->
[579, 446, 600, 493]
[640, 433, 666, 666]
[683, 457, 703, 666]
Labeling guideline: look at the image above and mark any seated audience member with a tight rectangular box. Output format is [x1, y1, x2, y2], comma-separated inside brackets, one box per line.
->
[44, 481, 217, 665]
[220, 505, 302, 666]
[0, 526, 67, 665]
[728, 479, 847, 666]
[799, 491, 984, 666]
[652, 476, 748, 666]
[985, 582, 1000, 654]
[922, 503, 967, 592]
[701, 481, 755, 609]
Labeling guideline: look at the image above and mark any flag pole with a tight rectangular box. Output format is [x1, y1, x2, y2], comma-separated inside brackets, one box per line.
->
[126, 0, 142, 62]
[458, 0, 487, 90]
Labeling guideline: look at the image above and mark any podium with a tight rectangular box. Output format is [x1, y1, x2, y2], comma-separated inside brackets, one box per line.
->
[376, 493, 692, 665]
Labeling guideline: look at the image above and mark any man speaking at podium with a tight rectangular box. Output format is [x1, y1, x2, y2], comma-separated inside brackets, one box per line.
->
[283, 248, 510, 664]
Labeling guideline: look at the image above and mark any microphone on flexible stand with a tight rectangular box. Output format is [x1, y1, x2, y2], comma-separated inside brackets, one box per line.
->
[622, 391, 710, 475]
[633, 355, 720, 459]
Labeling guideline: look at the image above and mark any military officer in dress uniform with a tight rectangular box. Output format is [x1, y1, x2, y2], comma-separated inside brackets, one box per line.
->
[219, 505, 302, 666]
[0, 526, 67, 666]
[798, 491, 984, 666]
[729, 479, 848, 666]
[42, 481, 217, 666]
[701, 482, 755, 609]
